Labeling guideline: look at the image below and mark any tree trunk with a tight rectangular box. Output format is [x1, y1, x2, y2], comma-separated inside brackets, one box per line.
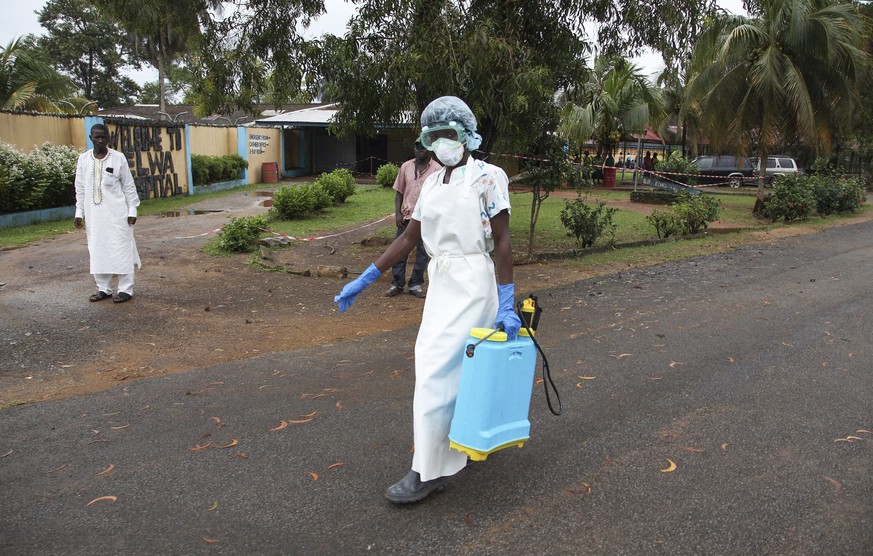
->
[158, 27, 167, 114]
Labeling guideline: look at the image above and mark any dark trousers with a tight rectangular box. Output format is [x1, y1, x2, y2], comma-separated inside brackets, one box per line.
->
[391, 219, 429, 289]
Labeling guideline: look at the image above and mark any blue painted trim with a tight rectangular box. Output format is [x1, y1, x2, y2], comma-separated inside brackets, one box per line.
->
[185, 124, 194, 195]
[82, 116, 104, 149]
[0, 206, 75, 229]
[192, 178, 247, 196]
[237, 126, 249, 182]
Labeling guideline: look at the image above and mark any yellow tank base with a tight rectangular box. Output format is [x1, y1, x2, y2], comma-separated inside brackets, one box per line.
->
[449, 439, 528, 461]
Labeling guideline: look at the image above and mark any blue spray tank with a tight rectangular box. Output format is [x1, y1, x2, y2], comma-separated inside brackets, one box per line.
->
[449, 295, 561, 461]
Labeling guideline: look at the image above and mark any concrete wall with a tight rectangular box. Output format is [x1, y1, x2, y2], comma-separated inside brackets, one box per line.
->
[244, 128, 282, 183]
[103, 119, 189, 200]
[189, 125, 237, 157]
[0, 112, 83, 151]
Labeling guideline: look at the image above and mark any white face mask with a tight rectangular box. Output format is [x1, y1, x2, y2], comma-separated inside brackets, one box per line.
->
[431, 138, 465, 167]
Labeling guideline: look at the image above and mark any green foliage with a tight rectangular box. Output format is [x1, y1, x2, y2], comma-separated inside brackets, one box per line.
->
[0, 142, 79, 214]
[271, 183, 333, 219]
[644, 193, 721, 236]
[673, 193, 721, 234]
[1, 37, 78, 112]
[36, 0, 142, 107]
[808, 174, 866, 216]
[316, 168, 357, 203]
[646, 209, 681, 238]
[655, 151, 699, 185]
[190, 154, 248, 186]
[560, 196, 617, 248]
[687, 0, 866, 199]
[375, 163, 399, 188]
[216, 214, 267, 253]
[763, 174, 815, 222]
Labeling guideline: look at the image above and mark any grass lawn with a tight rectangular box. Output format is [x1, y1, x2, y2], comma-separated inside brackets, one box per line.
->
[2, 181, 868, 262]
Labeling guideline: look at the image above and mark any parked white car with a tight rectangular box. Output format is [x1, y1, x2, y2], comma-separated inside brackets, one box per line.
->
[750, 156, 800, 184]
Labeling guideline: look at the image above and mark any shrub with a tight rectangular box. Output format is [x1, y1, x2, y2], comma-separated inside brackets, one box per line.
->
[763, 174, 815, 222]
[646, 209, 681, 238]
[217, 215, 267, 253]
[0, 142, 79, 214]
[673, 193, 722, 234]
[308, 182, 333, 211]
[559, 197, 617, 248]
[271, 183, 332, 219]
[376, 163, 399, 188]
[191, 153, 249, 186]
[835, 177, 866, 212]
[317, 168, 357, 203]
[655, 152, 699, 185]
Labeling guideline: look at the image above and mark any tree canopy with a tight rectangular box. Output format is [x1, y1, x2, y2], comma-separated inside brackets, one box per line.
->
[686, 0, 869, 198]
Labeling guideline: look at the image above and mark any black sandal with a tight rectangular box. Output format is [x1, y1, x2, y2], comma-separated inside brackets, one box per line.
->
[112, 292, 132, 303]
[89, 291, 111, 302]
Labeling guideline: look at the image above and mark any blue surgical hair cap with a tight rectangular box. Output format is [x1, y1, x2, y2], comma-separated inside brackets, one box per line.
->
[420, 96, 483, 151]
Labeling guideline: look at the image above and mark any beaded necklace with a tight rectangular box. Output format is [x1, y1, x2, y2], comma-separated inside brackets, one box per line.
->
[91, 151, 108, 206]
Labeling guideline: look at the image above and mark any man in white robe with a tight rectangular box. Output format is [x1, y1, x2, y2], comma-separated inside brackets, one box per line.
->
[74, 123, 141, 303]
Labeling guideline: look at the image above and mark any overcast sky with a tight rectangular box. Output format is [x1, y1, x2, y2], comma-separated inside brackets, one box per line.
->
[0, 0, 746, 86]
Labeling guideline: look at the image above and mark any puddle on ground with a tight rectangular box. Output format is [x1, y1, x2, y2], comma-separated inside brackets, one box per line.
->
[155, 209, 226, 218]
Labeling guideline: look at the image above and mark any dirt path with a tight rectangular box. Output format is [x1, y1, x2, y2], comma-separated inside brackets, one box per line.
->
[1, 186, 868, 404]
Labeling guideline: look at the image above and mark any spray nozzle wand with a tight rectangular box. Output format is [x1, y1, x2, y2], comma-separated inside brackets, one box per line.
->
[465, 324, 504, 358]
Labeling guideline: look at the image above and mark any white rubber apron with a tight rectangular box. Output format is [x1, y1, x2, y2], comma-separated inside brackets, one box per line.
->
[412, 158, 499, 481]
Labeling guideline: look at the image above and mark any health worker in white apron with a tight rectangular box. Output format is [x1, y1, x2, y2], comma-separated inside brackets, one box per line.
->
[334, 96, 522, 504]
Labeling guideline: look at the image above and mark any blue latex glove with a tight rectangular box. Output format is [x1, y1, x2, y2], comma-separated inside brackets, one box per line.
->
[334, 263, 381, 312]
[495, 283, 522, 340]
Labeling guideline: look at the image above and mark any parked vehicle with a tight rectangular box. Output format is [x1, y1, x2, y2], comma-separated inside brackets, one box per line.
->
[750, 156, 800, 184]
[690, 155, 756, 188]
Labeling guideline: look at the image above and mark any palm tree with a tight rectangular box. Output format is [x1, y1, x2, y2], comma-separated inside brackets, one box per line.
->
[685, 0, 869, 201]
[559, 56, 664, 159]
[0, 38, 76, 112]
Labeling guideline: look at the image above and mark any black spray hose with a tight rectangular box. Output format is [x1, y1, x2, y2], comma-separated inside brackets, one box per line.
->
[518, 300, 562, 416]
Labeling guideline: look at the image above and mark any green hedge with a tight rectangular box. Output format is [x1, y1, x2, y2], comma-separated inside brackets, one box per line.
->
[191, 154, 249, 186]
[0, 142, 79, 214]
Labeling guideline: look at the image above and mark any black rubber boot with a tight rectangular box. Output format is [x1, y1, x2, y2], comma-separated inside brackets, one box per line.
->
[385, 470, 446, 504]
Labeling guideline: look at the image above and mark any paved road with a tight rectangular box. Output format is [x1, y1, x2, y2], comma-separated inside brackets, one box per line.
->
[2, 221, 871, 555]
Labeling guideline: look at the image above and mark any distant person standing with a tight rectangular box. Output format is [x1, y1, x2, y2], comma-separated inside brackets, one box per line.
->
[74, 123, 141, 303]
[385, 139, 441, 298]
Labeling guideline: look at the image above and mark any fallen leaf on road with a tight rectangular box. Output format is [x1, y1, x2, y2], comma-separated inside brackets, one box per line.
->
[288, 418, 314, 425]
[683, 447, 705, 453]
[96, 464, 114, 476]
[823, 476, 842, 493]
[335, 401, 343, 409]
[327, 462, 346, 470]
[308, 472, 319, 481]
[202, 537, 222, 544]
[566, 482, 591, 494]
[609, 354, 632, 359]
[668, 361, 685, 368]
[218, 439, 238, 448]
[721, 443, 730, 450]
[190, 443, 211, 451]
[660, 459, 677, 473]
[604, 454, 618, 466]
[47, 464, 67, 474]
[208, 501, 218, 512]
[110, 424, 130, 430]
[648, 376, 663, 381]
[1, 449, 13, 458]
[301, 411, 318, 418]
[269, 421, 288, 431]
[577, 376, 596, 380]
[86, 496, 117, 506]
[856, 429, 872, 435]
